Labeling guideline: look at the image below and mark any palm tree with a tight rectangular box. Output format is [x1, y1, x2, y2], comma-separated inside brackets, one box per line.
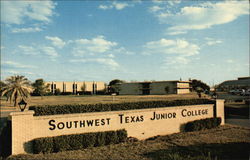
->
[1, 75, 32, 107]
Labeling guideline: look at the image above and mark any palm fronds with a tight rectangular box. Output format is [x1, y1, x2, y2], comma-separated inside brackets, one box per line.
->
[1, 75, 32, 106]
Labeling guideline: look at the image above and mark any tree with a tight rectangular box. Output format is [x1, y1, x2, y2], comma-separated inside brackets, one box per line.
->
[32, 79, 50, 97]
[108, 79, 125, 94]
[0, 81, 8, 101]
[191, 79, 210, 92]
[165, 86, 170, 94]
[109, 79, 125, 86]
[1, 75, 32, 107]
[0, 81, 6, 88]
[81, 83, 86, 94]
[54, 88, 61, 95]
[0, 81, 6, 94]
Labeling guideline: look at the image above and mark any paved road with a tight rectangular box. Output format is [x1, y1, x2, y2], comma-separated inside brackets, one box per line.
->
[225, 115, 249, 128]
[1, 107, 17, 118]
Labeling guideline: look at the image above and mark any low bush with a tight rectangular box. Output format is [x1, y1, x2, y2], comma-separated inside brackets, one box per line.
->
[33, 138, 54, 154]
[95, 132, 106, 147]
[0, 120, 11, 158]
[82, 133, 96, 148]
[183, 117, 221, 132]
[53, 135, 71, 152]
[105, 131, 118, 145]
[32, 129, 127, 154]
[117, 129, 128, 142]
[29, 99, 214, 116]
[60, 92, 73, 95]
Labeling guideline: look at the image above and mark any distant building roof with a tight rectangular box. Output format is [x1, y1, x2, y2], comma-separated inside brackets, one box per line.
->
[219, 77, 250, 87]
[121, 80, 191, 84]
[238, 77, 250, 80]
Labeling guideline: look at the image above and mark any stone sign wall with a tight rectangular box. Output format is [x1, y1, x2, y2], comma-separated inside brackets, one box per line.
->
[9, 99, 224, 155]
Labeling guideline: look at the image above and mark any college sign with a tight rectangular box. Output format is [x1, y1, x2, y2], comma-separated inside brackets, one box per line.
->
[9, 99, 225, 155]
[48, 108, 210, 131]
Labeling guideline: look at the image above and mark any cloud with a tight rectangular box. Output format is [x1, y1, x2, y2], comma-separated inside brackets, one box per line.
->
[70, 58, 119, 69]
[166, 31, 187, 35]
[152, 0, 163, 4]
[204, 37, 222, 46]
[144, 38, 200, 66]
[1, 70, 43, 79]
[153, 1, 249, 34]
[1, 1, 56, 25]
[17, 45, 58, 59]
[2, 61, 37, 69]
[206, 41, 222, 46]
[226, 59, 234, 63]
[107, 54, 115, 58]
[72, 35, 117, 56]
[167, 0, 181, 6]
[41, 46, 58, 57]
[98, 2, 130, 10]
[149, 6, 163, 12]
[45, 36, 66, 48]
[67, 35, 134, 69]
[113, 2, 129, 10]
[99, 5, 111, 10]
[7, 70, 35, 75]
[113, 47, 134, 55]
[18, 45, 38, 55]
[164, 56, 189, 65]
[144, 38, 200, 56]
[11, 27, 42, 33]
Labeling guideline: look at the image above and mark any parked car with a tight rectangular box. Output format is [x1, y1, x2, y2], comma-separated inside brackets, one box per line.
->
[229, 89, 242, 95]
[240, 89, 250, 96]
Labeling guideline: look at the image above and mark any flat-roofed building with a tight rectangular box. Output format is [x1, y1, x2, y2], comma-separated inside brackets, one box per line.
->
[217, 77, 250, 91]
[115, 80, 191, 95]
[46, 81, 106, 95]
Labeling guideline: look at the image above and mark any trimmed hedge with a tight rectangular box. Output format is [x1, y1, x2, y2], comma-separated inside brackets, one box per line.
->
[29, 99, 214, 116]
[32, 129, 127, 154]
[0, 120, 11, 158]
[183, 117, 221, 132]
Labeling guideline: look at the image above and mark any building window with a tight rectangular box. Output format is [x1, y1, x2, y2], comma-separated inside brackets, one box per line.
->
[63, 84, 66, 92]
[141, 83, 151, 95]
[142, 83, 150, 89]
[73, 84, 77, 94]
[92, 83, 97, 94]
[51, 84, 56, 93]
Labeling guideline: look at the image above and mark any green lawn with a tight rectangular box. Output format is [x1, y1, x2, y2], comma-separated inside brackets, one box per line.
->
[7, 125, 250, 160]
[0, 93, 208, 108]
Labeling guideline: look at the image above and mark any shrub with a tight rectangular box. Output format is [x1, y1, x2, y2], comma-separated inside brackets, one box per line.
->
[69, 135, 83, 150]
[117, 129, 127, 142]
[32, 129, 127, 154]
[105, 131, 118, 145]
[53, 135, 71, 152]
[29, 99, 214, 116]
[60, 92, 73, 95]
[54, 89, 61, 95]
[0, 120, 11, 157]
[33, 138, 54, 154]
[95, 132, 106, 147]
[81, 133, 96, 148]
[183, 117, 221, 132]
